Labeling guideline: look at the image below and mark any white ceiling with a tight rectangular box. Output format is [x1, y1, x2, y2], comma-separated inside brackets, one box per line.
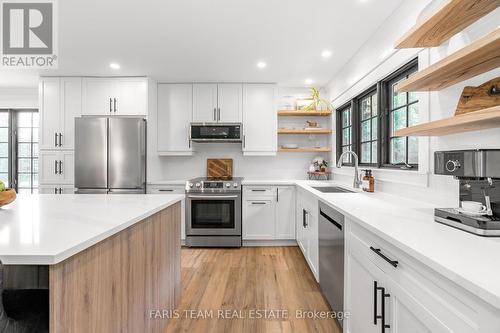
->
[0, 0, 404, 88]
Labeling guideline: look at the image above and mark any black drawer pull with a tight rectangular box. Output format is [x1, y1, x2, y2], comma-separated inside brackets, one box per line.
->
[251, 189, 266, 192]
[374, 281, 391, 332]
[158, 189, 174, 192]
[370, 246, 398, 268]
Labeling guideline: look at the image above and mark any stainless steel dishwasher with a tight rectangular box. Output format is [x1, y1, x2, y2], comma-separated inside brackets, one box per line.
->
[318, 201, 345, 326]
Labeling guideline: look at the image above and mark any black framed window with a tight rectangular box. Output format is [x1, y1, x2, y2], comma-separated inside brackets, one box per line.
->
[383, 61, 419, 166]
[0, 109, 39, 193]
[339, 104, 353, 164]
[358, 90, 378, 165]
[336, 58, 418, 169]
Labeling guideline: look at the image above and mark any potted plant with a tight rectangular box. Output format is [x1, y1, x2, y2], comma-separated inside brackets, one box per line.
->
[303, 87, 333, 111]
[0, 181, 16, 208]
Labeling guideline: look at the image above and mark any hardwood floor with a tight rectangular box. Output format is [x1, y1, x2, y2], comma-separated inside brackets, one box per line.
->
[165, 246, 341, 333]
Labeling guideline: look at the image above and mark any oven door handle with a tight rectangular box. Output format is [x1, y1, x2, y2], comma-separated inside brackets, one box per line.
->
[187, 195, 239, 199]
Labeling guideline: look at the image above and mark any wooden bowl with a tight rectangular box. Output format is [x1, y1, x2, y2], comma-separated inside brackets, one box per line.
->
[0, 189, 16, 207]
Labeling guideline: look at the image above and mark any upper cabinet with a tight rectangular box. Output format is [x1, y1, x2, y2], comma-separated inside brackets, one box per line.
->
[217, 84, 242, 122]
[39, 77, 82, 150]
[192, 84, 217, 122]
[242, 84, 277, 155]
[192, 83, 242, 123]
[157, 84, 193, 156]
[82, 78, 148, 116]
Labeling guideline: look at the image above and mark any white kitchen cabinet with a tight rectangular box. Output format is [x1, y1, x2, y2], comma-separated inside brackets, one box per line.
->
[39, 185, 75, 194]
[242, 84, 277, 156]
[39, 78, 60, 150]
[59, 78, 82, 150]
[114, 78, 148, 115]
[39, 151, 74, 185]
[344, 221, 495, 333]
[81, 78, 115, 115]
[192, 84, 217, 122]
[82, 78, 147, 116]
[243, 185, 295, 241]
[217, 84, 242, 122]
[39, 77, 82, 150]
[157, 84, 193, 155]
[243, 198, 275, 240]
[147, 184, 186, 241]
[276, 186, 295, 239]
[296, 200, 308, 255]
[346, 249, 384, 333]
[192, 83, 242, 123]
[295, 187, 319, 281]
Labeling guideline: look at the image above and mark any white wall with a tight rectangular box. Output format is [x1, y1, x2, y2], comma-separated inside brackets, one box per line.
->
[326, 0, 500, 206]
[147, 86, 332, 182]
[0, 87, 38, 109]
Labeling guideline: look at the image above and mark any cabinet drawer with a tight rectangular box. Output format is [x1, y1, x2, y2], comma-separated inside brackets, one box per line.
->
[348, 222, 487, 332]
[147, 185, 185, 194]
[243, 186, 275, 197]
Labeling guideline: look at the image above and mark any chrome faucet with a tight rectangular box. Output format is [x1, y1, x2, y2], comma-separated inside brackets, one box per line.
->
[337, 151, 363, 189]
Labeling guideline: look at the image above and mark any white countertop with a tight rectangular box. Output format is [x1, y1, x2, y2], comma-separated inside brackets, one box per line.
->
[293, 181, 500, 310]
[0, 194, 184, 265]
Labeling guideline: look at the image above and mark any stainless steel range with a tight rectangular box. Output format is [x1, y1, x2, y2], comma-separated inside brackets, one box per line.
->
[185, 177, 243, 247]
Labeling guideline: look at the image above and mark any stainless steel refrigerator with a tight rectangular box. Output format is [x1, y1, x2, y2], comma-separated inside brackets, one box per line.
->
[75, 117, 146, 194]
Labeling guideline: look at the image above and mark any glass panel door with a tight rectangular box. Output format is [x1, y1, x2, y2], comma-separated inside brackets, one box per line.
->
[16, 111, 39, 193]
[191, 200, 235, 229]
[0, 109, 39, 193]
[0, 111, 9, 187]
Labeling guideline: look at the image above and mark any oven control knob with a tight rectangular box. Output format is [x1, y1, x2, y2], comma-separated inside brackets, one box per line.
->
[225, 183, 231, 188]
[233, 183, 239, 188]
[195, 182, 201, 188]
[188, 183, 193, 188]
[446, 160, 461, 172]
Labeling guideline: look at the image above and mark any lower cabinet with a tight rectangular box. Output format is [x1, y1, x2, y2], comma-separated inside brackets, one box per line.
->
[243, 199, 275, 240]
[39, 151, 74, 184]
[242, 185, 296, 241]
[296, 187, 319, 281]
[345, 220, 500, 333]
[147, 184, 186, 242]
[39, 185, 75, 194]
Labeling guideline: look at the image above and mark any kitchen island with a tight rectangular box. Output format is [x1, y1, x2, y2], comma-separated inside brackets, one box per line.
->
[0, 194, 184, 333]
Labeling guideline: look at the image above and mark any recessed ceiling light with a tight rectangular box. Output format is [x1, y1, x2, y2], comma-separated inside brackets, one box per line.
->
[257, 61, 267, 69]
[321, 50, 332, 58]
[109, 62, 120, 70]
[305, 78, 314, 85]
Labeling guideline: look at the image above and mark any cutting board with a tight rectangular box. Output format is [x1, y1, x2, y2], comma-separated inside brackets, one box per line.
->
[207, 159, 233, 179]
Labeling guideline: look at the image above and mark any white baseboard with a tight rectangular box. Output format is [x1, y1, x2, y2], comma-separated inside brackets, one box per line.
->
[242, 239, 297, 247]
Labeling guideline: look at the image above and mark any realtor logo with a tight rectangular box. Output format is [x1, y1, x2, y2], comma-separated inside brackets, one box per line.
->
[1, 0, 57, 68]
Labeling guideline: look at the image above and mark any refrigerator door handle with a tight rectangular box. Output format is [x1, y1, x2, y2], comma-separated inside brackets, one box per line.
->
[109, 98, 112, 112]
[58, 160, 63, 175]
[54, 160, 58, 174]
[114, 98, 117, 112]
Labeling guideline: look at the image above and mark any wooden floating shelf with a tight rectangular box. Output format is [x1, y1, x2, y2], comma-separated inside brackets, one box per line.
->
[278, 110, 332, 116]
[395, 28, 500, 92]
[395, 0, 499, 48]
[278, 128, 332, 134]
[278, 147, 331, 153]
[394, 105, 500, 137]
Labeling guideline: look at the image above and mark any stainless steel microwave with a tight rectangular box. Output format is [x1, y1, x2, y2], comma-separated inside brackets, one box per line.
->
[190, 123, 242, 143]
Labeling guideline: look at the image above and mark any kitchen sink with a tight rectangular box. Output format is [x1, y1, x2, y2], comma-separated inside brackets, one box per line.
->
[312, 186, 355, 193]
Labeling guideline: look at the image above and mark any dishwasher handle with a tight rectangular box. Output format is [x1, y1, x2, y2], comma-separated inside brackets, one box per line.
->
[320, 209, 343, 230]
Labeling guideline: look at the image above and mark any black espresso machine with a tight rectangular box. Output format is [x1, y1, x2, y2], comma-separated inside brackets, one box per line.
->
[434, 149, 500, 236]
